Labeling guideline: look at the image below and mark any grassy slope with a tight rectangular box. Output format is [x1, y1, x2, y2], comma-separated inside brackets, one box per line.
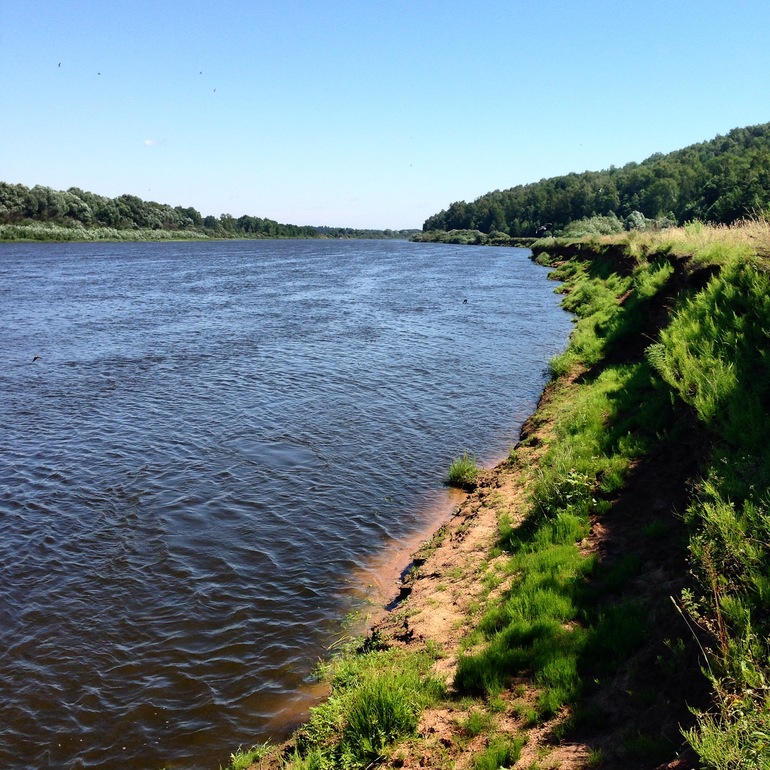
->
[235, 220, 770, 770]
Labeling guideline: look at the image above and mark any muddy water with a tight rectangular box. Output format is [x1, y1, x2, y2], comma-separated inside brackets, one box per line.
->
[0, 239, 571, 769]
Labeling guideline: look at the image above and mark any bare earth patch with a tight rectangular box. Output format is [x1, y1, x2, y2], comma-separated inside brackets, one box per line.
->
[252, 375, 706, 770]
[364, 390, 603, 770]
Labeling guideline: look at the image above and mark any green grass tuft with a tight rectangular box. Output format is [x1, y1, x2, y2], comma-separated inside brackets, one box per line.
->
[288, 648, 445, 769]
[446, 451, 481, 490]
[222, 743, 271, 770]
[472, 736, 526, 770]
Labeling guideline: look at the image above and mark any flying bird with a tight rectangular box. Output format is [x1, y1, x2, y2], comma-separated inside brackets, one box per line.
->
[32, 355, 41, 362]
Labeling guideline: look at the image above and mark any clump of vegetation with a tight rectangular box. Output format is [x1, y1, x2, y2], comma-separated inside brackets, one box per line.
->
[472, 736, 526, 770]
[284, 648, 446, 769]
[411, 228, 532, 247]
[461, 708, 495, 738]
[446, 452, 481, 490]
[223, 743, 271, 770]
[559, 212, 625, 238]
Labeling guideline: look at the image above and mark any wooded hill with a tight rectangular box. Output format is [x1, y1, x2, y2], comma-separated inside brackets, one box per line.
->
[0, 182, 417, 240]
[423, 122, 770, 237]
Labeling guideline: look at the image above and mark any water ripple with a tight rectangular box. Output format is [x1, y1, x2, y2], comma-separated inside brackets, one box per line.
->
[0, 239, 571, 769]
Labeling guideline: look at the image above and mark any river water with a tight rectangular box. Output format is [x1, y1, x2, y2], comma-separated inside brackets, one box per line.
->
[0, 239, 571, 769]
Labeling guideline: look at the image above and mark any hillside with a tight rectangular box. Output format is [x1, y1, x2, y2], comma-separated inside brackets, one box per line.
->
[233, 219, 770, 770]
[422, 122, 770, 238]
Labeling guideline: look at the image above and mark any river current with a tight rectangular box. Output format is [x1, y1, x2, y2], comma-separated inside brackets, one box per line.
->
[0, 239, 571, 769]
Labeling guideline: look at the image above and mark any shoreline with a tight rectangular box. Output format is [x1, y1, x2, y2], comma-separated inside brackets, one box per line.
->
[349, 487, 467, 613]
[257, 487, 468, 744]
[242, 228, 758, 769]
[262, 440, 542, 749]
[251, 384, 570, 768]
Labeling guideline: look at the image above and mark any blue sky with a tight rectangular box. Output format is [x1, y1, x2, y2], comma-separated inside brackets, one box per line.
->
[2, 0, 769, 229]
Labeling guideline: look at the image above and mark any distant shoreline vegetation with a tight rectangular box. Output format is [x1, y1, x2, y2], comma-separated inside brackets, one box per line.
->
[411, 229, 538, 247]
[421, 122, 770, 239]
[0, 182, 418, 242]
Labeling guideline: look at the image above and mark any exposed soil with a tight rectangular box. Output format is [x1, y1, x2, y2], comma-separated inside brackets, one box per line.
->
[362, 373, 710, 770]
[254, 366, 710, 770]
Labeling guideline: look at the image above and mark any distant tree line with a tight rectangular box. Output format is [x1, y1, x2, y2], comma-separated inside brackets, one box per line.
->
[423, 122, 770, 237]
[0, 182, 417, 240]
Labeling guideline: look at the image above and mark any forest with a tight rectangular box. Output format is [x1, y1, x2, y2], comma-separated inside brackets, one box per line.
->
[0, 182, 416, 241]
[6, 121, 769, 244]
[423, 122, 770, 237]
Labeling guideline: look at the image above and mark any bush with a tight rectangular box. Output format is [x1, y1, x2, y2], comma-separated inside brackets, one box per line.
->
[559, 213, 624, 238]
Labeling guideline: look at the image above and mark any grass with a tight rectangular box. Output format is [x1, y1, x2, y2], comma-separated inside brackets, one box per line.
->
[452, 248, 681, 724]
[586, 748, 604, 767]
[446, 451, 481, 490]
[285, 647, 446, 769]
[461, 708, 495, 737]
[537, 224, 770, 767]
[472, 736, 526, 770]
[539, 214, 770, 263]
[222, 743, 271, 770]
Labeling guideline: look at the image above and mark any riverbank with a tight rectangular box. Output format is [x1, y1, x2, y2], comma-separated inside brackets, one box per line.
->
[0, 221, 419, 242]
[235, 219, 770, 770]
[410, 228, 537, 248]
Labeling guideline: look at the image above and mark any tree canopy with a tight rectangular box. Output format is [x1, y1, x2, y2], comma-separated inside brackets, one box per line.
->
[423, 122, 770, 237]
[0, 183, 417, 240]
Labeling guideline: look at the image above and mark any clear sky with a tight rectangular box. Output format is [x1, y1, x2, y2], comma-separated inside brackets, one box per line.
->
[2, 0, 769, 230]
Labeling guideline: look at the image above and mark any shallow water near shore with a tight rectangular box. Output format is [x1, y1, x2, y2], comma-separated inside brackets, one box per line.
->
[0, 239, 571, 769]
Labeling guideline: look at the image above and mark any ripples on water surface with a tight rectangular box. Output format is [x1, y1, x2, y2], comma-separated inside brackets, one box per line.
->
[0, 240, 571, 769]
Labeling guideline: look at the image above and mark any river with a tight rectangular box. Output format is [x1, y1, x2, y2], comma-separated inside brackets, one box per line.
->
[0, 239, 571, 769]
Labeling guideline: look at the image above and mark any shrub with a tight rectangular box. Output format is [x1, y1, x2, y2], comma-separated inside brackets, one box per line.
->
[560, 214, 624, 238]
